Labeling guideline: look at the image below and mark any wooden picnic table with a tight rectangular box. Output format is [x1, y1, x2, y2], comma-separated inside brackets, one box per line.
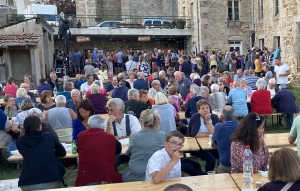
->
[178, 111, 222, 120]
[0, 99, 4, 105]
[231, 173, 269, 190]
[264, 133, 296, 147]
[195, 137, 216, 150]
[7, 137, 201, 161]
[47, 173, 239, 191]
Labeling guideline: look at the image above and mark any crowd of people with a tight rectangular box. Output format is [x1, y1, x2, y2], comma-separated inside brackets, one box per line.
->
[0, 46, 299, 191]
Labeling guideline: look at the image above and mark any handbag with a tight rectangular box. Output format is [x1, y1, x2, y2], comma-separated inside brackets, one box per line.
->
[280, 182, 295, 191]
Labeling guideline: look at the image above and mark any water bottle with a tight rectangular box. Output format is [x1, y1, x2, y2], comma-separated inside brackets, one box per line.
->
[53, 86, 57, 97]
[243, 145, 253, 184]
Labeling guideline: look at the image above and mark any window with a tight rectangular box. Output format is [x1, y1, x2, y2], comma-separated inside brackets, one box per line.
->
[259, 0, 264, 19]
[183, 7, 186, 17]
[228, 0, 240, 21]
[229, 41, 242, 55]
[274, 0, 279, 16]
[273, 36, 280, 50]
[48, 32, 52, 42]
[190, 3, 194, 21]
[259, 39, 265, 50]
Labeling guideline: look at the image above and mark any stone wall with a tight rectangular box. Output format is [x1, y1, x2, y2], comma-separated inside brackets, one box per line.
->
[178, 0, 252, 55]
[0, 9, 17, 27]
[253, 0, 300, 76]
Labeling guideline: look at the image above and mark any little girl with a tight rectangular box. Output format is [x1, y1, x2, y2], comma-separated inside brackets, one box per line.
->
[99, 64, 108, 80]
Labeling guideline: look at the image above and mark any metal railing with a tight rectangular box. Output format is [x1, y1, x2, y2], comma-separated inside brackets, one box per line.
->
[6, 14, 191, 29]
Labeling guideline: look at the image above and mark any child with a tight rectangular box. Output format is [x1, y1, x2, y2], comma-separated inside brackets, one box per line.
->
[145, 131, 184, 183]
[99, 64, 108, 80]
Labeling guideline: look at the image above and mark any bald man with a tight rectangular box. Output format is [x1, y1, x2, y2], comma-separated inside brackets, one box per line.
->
[228, 81, 248, 118]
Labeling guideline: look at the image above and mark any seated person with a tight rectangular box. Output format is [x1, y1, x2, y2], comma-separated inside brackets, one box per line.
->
[87, 84, 107, 114]
[112, 80, 130, 101]
[14, 88, 31, 109]
[125, 89, 147, 119]
[17, 116, 66, 190]
[231, 113, 269, 173]
[185, 86, 204, 118]
[251, 79, 273, 114]
[72, 99, 94, 142]
[168, 86, 183, 113]
[288, 116, 300, 157]
[139, 89, 153, 109]
[145, 131, 184, 183]
[228, 81, 248, 119]
[75, 115, 122, 186]
[55, 82, 73, 101]
[257, 148, 300, 191]
[164, 183, 193, 191]
[148, 80, 166, 99]
[0, 110, 13, 147]
[45, 95, 77, 143]
[122, 109, 165, 182]
[209, 84, 226, 111]
[212, 106, 239, 174]
[104, 98, 141, 140]
[187, 99, 219, 173]
[36, 90, 56, 112]
[66, 89, 82, 113]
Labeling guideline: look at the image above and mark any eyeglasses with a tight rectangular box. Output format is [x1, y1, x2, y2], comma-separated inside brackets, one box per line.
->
[218, 83, 223, 85]
[168, 141, 184, 148]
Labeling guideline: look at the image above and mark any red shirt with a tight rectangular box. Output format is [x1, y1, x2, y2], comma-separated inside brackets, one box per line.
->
[251, 89, 273, 114]
[226, 78, 233, 86]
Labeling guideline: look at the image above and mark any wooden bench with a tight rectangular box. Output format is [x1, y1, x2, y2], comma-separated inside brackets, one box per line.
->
[264, 133, 296, 147]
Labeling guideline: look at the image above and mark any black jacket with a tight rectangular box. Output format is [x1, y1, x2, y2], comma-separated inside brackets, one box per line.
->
[47, 78, 60, 90]
[125, 99, 147, 119]
[16, 131, 66, 186]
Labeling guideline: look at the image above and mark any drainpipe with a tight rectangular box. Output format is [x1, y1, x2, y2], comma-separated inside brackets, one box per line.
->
[250, 0, 255, 48]
[196, 0, 200, 52]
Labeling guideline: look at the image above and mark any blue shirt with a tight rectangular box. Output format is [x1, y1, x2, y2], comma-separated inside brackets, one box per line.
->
[133, 79, 148, 90]
[116, 52, 123, 63]
[176, 77, 193, 100]
[212, 120, 239, 166]
[92, 50, 99, 62]
[228, 87, 248, 117]
[56, 91, 71, 101]
[233, 74, 245, 81]
[37, 83, 52, 96]
[66, 99, 77, 113]
[73, 52, 81, 61]
[72, 118, 87, 141]
[112, 86, 129, 101]
[133, 54, 139, 62]
[245, 75, 258, 90]
[274, 49, 280, 59]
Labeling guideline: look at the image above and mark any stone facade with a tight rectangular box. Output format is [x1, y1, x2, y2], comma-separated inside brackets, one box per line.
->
[179, 0, 252, 55]
[253, 0, 300, 76]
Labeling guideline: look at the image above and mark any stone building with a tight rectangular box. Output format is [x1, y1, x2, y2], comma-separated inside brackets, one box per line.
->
[0, 18, 54, 85]
[253, 0, 300, 74]
[178, 0, 252, 55]
[76, 0, 178, 27]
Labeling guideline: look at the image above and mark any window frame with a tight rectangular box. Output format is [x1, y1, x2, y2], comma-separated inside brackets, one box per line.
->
[274, 0, 279, 16]
[228, 0, 240, 21]
[259, 0, 264, 19]
[273, 36, 280, 50]
[259, 39, 265, 50]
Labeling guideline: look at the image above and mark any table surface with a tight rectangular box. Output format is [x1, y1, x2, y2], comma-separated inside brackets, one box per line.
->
[98, 114, 109, 120]
[0, 99, 4, 105]
[195, 137, 216, 150]
[8, 137, 200, 161]
[178, 111, 222, 120]
[264, 133, 296, 147]
[231, 173, 269, 190]
[46, 174, 239, 191]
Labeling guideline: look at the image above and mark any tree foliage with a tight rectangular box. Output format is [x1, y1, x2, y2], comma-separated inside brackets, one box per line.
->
[36, 0, 76, 15]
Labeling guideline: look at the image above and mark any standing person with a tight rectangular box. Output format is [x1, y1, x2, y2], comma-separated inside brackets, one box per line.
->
[16, 116, 66, 190]
[73, 50, 81, 75]
[268, 48, 275, 73]
[178, 57, 192, 78]
[116, 50, 123, 73]
[125, 55, 137, 74]
[122, 51, 129, 73]
[257, 148, 300, 191]
[217, 49, 223, 71]
[209, 51, 217, 70]
[274, 56, 290, 88]
[254, 54, 262, 77]
[263, 64, 273, 84]
[122, 109, 165, 182]
[47, 72, 60, 91]
[137, 55, 150, 77]
[164, 53, 170, 70]
[92, 47, 100, 68]
[224, 52, 232, 71]
[75, 115, 122, 186]
[156, 49, 163, 72]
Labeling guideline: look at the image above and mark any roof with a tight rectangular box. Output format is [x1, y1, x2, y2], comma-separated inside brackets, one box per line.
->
[0, 33, 43, 48]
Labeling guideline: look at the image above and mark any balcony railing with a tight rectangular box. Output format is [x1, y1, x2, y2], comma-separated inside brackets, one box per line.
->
[6, 14, 191, 29]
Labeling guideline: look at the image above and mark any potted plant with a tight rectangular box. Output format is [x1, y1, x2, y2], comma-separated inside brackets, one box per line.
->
[95, 16, 102, 22]
[175, 18, 186, 29]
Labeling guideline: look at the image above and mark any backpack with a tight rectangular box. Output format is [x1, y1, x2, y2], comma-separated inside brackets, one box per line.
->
[112, 115, 131, 136]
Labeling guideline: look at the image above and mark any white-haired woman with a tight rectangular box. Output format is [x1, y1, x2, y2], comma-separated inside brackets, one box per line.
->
[122, 109, 165, 182]
[251, 78, 273, 114]
[210, 84, 226, 110]
[14, 88, 31, 109]
[192, 73, 201, 86]
[87, 84, 107, 114]
[240, 79, 253, 98]
[152, 93, 176, 134]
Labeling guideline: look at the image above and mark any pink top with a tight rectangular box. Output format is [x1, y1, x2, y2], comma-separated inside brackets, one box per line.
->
[4, 84, 18, 98]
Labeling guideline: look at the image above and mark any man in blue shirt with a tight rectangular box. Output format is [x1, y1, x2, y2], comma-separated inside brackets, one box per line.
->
[212, 106, 239, 173]
[185, 86, 204, 118]
[56, 81, 73, 101]
[66, 89, 82, 113]
[133, 72, 148, 90]
[174, 71, 192, 100]
[233, 69, 245, 81]
[244, 70, 258, 90]
[116, 50, 123, 73]
[112, 80, 130, 101]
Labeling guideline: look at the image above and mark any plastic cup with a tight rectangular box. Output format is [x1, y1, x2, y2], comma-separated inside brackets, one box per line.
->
[207, 171, 215, 182]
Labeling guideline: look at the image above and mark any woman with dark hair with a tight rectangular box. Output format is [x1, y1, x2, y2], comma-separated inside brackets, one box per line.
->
[139, 89, 152, 109]
[4, 77, 18, 98]
[36, 90, 56, 112]
[230, 113, 269, 173]
[72, 99, 94, 141]
[16, 116, 66, 190]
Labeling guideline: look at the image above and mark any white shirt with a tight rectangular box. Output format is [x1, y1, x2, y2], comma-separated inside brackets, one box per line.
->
[274, 63, 289, 85]
[267, 86, 276, 97]
[145, 148, 181, 181]
[80, 82, 92, 94]
[125, 60, 137, 73]
[103, 114, 141, 136]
